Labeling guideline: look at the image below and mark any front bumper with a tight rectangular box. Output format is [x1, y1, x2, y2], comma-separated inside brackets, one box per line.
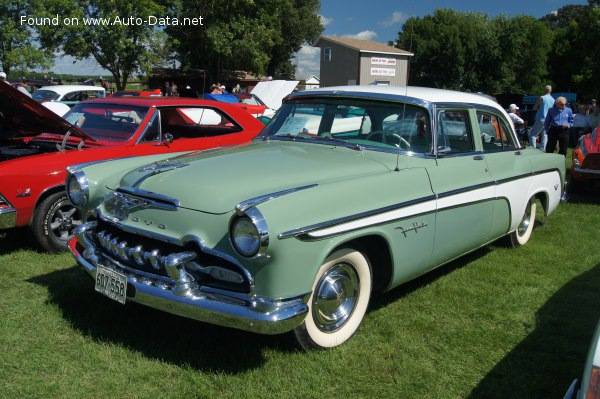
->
[574, 167, 600, 177]
[68, 223, 309, 335]
[0, 207, 17, 229]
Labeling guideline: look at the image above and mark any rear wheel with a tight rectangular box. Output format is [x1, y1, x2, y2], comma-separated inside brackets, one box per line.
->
[31, 192, 83, 252]
[509, 197, 536, 247]
[294, 248, 372, 350]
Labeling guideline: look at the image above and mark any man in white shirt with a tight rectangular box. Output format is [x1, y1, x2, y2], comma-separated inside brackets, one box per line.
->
[507, 104, 524, 125]
[17, 77, 32, 97]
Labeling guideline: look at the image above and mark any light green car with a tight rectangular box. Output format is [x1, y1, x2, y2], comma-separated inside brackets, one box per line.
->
[66, 86, 566, 349]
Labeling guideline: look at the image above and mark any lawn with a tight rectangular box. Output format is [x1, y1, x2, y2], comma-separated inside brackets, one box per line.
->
[1, 169, 598, 399]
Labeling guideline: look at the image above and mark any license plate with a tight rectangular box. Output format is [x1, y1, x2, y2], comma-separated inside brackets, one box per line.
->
[95, 265, 127, 304]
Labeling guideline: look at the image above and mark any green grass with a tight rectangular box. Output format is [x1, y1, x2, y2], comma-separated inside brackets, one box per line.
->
[1, 176, 598, 398]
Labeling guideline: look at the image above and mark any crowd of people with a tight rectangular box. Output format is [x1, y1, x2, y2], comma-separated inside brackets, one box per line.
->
[507, 85, 598, 156]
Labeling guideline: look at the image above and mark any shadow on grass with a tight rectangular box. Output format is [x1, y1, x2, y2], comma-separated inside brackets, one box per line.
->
[27, 265, 299, 374]
[468, 263, 600, 399]
[370, 245, 493, 311]
[0, 227, 38, 255]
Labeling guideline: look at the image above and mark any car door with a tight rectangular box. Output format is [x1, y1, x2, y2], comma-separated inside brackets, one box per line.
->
[475, 108, 533, 238]
[427, 107, 495, 266]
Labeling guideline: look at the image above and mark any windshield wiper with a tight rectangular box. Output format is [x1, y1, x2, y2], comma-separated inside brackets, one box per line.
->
[318, 136, 364, 151]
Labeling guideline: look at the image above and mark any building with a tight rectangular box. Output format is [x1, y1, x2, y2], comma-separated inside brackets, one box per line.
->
[303, 75, 320, 90]
[314, 36, 413, 87]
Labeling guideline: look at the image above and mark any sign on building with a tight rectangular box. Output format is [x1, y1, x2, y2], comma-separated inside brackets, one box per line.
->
[370, 67, 396, 77]
[371, 57, 397, 66]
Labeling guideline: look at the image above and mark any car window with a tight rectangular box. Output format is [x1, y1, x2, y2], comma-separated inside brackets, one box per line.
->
[64, 103, 149, 141]
[264, 99, 431, 154]
[436, 110, 473, 154]
[477, 111, 518, 151]
[159, 107, 242, 139]
[32, 89, 60, 102]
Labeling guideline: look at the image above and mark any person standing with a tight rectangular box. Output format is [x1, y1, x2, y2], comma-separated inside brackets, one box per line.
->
[507, 104, 524, 125]
[0, 71, 7, 84]
[17, 77, 32, 97]
[544, 96, 574, 156]
[529, 85, 554, 150]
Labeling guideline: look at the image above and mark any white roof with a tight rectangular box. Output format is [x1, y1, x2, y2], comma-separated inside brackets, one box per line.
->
[301, 85, 504, 114]
[37, 85, 106, 95]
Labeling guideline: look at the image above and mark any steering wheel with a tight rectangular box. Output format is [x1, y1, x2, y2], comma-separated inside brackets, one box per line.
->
[366, 131, 412, 150]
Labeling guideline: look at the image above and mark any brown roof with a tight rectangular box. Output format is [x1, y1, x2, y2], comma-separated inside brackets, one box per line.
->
[315, 36, 413, 56]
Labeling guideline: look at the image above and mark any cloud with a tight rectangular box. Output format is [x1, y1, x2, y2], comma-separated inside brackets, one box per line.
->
[292, 44, 320, 80]
[341, 30, 378, 40]
[319, 14, 332, 27]
[380, 11, 407, 28]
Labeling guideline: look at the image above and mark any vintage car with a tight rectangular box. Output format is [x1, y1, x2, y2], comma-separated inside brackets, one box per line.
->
[0, 83, 263, 251]
[67, 86, 566, 349]
[570, 128, 600, 191]
[564, 318, 600, 399]
[31, 85, 106, 106]
[108, 89, 163, 98]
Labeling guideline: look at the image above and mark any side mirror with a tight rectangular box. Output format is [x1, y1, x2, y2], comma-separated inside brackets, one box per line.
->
[163, 133, 174, 144]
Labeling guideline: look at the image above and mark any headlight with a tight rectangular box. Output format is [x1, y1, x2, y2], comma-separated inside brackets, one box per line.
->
[230, 208, 269, 258]
[231, 217, 260, 257]
[66, 170, 89, 207]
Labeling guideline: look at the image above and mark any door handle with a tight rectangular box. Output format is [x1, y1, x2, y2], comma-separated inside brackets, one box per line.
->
[473, 155, 484, 160]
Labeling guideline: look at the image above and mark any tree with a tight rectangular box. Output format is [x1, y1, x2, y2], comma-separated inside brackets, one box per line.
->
[394, 9, 551, 95]
[0, 0, 53, 74]
[37, 0, 168, 90]
[167, 0, 322, 80]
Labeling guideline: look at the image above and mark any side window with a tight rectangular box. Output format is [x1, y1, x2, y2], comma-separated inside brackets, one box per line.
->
[324, 47, 332, 62]
[436, 110, 473, 154]
[478, 111, 518, 151]
[159, 107, 241, 139]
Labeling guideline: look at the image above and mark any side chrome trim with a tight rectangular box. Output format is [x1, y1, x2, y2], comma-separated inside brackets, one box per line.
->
[574, 167, 600, 175]
[236, 184, 318, 213]
[279, 170, 559, 240]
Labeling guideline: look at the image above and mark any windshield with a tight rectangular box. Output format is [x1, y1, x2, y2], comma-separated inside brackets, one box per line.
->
[63, 103, 150, 142]
[32, 89, 60, 102]
[261, 98, 432, 153]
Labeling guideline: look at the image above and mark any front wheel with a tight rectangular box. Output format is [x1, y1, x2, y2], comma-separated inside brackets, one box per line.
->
[508, 197, 537, 247]
[294, 248, 372, 350]
[31, 192, 83, 252]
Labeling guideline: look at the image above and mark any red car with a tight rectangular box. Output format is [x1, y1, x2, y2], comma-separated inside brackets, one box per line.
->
[570, 128, 600, 192]
[108, 89, 163, 97]
[0, 83, 263, 251]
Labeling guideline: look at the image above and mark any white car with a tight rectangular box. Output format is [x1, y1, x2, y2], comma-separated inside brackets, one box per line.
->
[32, 85, 106, 107]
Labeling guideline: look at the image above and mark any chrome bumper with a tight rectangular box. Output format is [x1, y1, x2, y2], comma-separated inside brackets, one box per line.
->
[0, 207, 17, 229]
[68, 223, 309, 335]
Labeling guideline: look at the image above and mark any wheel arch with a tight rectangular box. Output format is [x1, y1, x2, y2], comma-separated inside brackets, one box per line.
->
[30, 184, 65, 223]
[329, 234, 393, 293]
[531, 189, 550, 216]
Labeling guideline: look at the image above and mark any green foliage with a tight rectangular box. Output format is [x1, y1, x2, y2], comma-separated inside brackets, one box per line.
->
[168, 0, 322, 80]
[0, 0, 53, 74]
[396, 10, 551, 94]
[36, 0, 168, 90]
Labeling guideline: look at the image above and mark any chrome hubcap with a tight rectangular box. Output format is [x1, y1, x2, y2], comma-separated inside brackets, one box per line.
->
[312, 262, 360, 332]
[49, 202, 82, 242]
[517, 200, 533, 236]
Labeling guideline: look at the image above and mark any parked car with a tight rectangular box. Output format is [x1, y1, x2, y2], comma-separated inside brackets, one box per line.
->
[203, 93, 268, 119]
[108, 89, 163, 98]
[564, 318, 600, 399]
[570, 128, 600, 192]
[67, 86, 566, 349]
[31, 85, 106, 107]
[0, 83, 264, 251]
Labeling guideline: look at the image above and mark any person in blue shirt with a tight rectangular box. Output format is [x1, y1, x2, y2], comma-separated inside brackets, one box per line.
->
[529, 85, 554, 150]
[544, 96, 574, 156]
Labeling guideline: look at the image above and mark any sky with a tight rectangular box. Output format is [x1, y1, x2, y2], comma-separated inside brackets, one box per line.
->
[51, 0, 588, 79]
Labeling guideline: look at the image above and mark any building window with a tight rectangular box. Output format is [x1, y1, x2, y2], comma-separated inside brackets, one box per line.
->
[324, 47, 332, 62]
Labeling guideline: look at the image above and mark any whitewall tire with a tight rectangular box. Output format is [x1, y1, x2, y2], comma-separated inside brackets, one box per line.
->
[509, 197, 537, 247]
[294, 248, 372, 350]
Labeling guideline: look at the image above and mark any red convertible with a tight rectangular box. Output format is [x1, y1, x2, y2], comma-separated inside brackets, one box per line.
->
[571, 128, 600, 191]
[0, 83, 263, 251]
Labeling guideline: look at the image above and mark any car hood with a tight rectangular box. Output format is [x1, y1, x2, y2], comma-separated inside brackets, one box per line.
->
[117, 140, 391, 214]
[250, 80, 299, 110]
[0, 82, 93, 141]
